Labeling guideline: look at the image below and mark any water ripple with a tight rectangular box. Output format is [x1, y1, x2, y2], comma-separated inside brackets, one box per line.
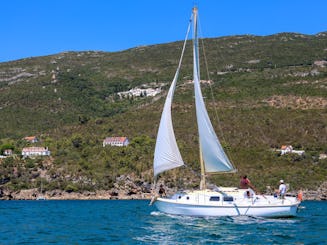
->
[0, 200, 326, 244]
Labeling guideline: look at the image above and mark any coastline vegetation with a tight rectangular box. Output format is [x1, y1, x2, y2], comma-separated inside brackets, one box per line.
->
[0, 32, 326, 195]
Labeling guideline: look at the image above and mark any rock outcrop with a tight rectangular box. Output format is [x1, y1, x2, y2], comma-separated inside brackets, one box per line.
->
[1, 178, 326, 201]
[303, 181, 327, 200]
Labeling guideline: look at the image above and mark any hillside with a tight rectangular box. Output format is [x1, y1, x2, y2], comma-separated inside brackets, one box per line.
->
[0, 32, 326, 199]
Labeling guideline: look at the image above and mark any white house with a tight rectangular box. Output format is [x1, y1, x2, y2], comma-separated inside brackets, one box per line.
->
[103, 137, 129, 147]
[281, 145, 293, 155]
[3, 149, 13, 156]
[117, 87, 161, 98]
[280, 145, 304, 156]
[319, 153, 327, 160]
[22, 147, 50, 157]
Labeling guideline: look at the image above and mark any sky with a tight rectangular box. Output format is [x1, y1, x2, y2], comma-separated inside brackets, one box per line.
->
[1, 0, 327, 62]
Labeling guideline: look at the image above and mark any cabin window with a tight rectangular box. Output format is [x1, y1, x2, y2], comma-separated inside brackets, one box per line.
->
[178, 196, 181, 199]
[209, 196, 220, 201]
[186, 196, 190, 200]
[223, 196, 234, 202]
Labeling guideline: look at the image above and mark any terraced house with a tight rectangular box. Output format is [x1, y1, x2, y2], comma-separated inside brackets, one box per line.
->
[103, 137, 129, 147]
[22, 147, 50, 157]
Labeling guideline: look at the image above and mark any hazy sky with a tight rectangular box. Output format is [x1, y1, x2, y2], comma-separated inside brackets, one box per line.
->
[1, 0, 326, 62]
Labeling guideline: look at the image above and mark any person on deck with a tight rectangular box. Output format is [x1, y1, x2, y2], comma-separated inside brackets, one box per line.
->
[277, 180, 287, 199]
[239, 175, 255, 190]
[158, 184, 166, 197]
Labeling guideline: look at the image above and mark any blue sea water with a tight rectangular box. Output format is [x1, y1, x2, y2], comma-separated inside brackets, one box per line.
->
[0, 200, 326, 244]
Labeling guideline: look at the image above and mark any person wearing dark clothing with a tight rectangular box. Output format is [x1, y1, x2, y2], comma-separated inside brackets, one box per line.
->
[158, 184, 166, 197]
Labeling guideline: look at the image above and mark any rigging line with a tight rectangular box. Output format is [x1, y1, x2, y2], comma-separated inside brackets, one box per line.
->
[197, 12, 237, 170]
[183, 163, 219, 187]
[200, 25, 267, 152]
[183, 163, 214, 187]
[176, 13, 193, 73]
[183, 163, 202, 178]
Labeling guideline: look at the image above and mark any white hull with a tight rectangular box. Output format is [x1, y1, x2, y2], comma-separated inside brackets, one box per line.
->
[154, 188, 300, 218]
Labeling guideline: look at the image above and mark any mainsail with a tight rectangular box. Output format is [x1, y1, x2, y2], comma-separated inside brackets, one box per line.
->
[192, 7, 235, 173]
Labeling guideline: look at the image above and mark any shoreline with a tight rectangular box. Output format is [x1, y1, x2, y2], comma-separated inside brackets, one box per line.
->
[0, 188, 325, 201]
[0, 188, 153, 201]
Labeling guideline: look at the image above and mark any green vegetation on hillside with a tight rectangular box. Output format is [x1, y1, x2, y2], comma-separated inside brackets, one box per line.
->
[0, 32, 327, 194]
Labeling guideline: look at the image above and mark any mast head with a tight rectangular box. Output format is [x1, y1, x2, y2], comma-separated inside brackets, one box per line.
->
[192, 6, 198, 15]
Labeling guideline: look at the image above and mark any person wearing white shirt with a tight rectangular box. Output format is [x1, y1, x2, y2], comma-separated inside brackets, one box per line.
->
[278, 179, 287, 199]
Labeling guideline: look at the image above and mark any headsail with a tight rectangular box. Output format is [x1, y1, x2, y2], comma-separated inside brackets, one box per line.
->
[153, 72, 184, 177]
[153, 18, 192, 177]
[192, 7, 235, 173]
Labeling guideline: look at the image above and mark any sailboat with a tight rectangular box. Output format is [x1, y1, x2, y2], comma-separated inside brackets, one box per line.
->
[151, 7, 301, 217]
[36, 180, 46, 200]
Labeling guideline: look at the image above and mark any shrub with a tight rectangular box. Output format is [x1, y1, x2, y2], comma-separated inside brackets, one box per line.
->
[65, 184, 78, 193]
[25, 161, 35, 169]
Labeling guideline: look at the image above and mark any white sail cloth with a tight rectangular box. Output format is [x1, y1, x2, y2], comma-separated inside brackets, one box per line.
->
[192, 9, 234, 172]
[153, 72, 184, 177]
[153, 7, 235, 177]
[153, 18, 191, 177]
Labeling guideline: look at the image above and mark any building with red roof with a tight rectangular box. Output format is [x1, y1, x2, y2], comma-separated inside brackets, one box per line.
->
[103, 137, 129, 147]
[22, 147, 50, 157]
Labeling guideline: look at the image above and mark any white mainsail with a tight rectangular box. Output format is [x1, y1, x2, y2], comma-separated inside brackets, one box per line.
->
[192, 8, 235, 173]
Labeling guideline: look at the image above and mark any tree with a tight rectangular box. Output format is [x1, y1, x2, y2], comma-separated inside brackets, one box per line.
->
[0, 143, 14, 155]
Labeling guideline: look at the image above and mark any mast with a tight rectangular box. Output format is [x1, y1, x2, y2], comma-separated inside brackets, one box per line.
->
[192, 7, 206, 189]
[193, 7, 200, 79]
[199, 143, 206, 190]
